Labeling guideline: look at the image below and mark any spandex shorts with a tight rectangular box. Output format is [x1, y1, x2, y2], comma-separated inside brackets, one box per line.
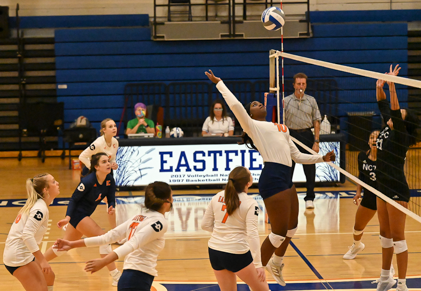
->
[4, 257, 35, 275]
[208, 248, 253, 273]
[259, 162, 293, 199]
[118, 269, 154, 291]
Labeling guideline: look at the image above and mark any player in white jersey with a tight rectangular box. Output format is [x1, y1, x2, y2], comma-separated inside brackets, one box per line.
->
[79, 118, 119, 230]
[206, 70, 335, 286]
[53, 181, 172, 291]
[3, 173, 60, 291]
[202, 166, 269, 291]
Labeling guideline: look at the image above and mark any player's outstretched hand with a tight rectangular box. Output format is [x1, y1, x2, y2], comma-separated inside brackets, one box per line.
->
[205, 69, 221, 84]
[85, 258, 107, 274]
[256, 267, 266, 282]
[53, 238, 73, 251]
[322, 150, 336, 162]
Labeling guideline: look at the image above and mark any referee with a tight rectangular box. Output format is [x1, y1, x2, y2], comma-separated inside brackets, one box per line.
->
[284, 73, 322, 209]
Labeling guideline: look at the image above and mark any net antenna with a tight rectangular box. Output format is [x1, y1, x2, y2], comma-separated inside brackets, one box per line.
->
[269, 49, 421, 224]
[269, 50, 282, 124]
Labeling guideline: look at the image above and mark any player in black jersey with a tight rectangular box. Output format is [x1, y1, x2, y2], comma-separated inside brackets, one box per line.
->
[375, 65, 420, 291]
[44, 152, 121, 286]
[343, 130, 379, 260]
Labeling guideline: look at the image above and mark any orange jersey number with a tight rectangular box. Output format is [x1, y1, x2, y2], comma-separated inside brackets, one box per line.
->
[221, 204, 229, 223]
[275, 123, 288, 133]
[128, 222, 139, 241]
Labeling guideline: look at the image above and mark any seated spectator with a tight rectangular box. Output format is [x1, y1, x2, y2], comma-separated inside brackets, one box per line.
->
[126, 103, 156, 135]
[202, 100, 234, 137]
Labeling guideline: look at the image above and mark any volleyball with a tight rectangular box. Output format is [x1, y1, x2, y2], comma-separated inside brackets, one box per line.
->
[170, 127, 184, 138]
[261, 7, 285, 31]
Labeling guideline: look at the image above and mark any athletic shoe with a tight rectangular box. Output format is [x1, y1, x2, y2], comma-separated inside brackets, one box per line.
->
[396, 281, 408, 291]
[111, 270, 121, 287]
[305, 200, 314, 209]
[376, 276, 396, 291]
[266, 259, 286, 286]
[343, 242, 365, 260]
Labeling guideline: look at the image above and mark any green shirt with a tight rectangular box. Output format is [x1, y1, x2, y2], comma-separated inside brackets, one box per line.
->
[127, 118, 155, 134]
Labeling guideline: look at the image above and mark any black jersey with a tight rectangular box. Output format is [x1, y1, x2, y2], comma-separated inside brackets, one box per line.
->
[358, 151, 377, 195]
[66, 172, 116, 218]
[376, 100, 410, 201]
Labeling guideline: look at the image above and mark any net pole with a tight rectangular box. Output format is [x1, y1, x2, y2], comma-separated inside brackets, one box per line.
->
[276, 55, 280, 124]
[280, 0, 285, 125]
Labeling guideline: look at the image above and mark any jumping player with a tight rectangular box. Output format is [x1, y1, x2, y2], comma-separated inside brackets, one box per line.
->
[375, 65, 420, 291]
[44, 153, 121, 286]
[205, 70, 335, 286]
[3, 174, 60, 291]
[201, 166, 269, 291]
[53, 181, 172, 291]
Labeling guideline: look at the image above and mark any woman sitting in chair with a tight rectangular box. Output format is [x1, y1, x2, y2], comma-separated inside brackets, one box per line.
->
[202, 99, 234, 137]
[126, 103, 155, 135]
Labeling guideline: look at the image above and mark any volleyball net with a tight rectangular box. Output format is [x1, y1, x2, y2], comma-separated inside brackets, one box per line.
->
[269, 49, 421, 222]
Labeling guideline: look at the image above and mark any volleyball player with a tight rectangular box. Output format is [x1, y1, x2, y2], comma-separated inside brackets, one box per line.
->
[79, 118, 119, 230]
[3, 174, 60, 291]
[375, 65, 420, 291]
[205, 70, 335, 286]
[201, 166, 269, 291]
[44, 153, 121, 286]
[53, 181, 172, 291]
[343, 130, 380, 260]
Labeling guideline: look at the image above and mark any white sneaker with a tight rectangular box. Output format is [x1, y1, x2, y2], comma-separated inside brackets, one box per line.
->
[266, 259, 286, 286]
[343, 242, 365, 260]
[111, 270, 121, 287]
[396, 281, 408, 291]
[376, 276, 396, 291]
[305, 200, 314, 209]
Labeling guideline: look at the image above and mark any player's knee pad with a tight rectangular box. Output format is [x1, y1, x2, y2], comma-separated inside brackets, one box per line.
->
[379, 235, 393, 248]
[353, 229, 364, 236]
[52, 247, 66, 257]
[393, 240, 408, 254]
[99, 244, 112, 255]
[268, 232, 285, 248]
[286, 227, 297, 238]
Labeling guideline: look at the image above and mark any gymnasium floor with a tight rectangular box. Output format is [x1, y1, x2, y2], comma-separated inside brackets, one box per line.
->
[1, 158, 421, 290]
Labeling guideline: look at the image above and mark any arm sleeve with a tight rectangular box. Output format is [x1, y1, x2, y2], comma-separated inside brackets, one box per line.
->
[112, 219, 167, 259]
[289, 138, 324, 164]
[79, 138, 100, 169]
[228, 117, 234, 131]
[216, 81, 253, 134]
[106, 176, 116, 209]
[377, 100, 391, 124]
[202, 117, 210, 133]
[246, 201, 262, 269]
[66, 178, 93, 217]
[84, 219, 131, 247]
[201, 200, 215, 232]
[22, 208, 47, 253]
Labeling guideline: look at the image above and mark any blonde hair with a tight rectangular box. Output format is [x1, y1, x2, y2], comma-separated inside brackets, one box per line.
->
[100, 118, 114, 136]
[19, 173, 50, 215]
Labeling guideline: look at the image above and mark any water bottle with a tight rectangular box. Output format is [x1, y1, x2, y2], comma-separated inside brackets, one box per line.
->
[320, 115, 331, 135]
[165, 126, 170, 138]
[156, 123, 162, 138]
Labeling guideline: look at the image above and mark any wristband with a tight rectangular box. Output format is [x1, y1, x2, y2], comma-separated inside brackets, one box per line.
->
[314, 139, 319, 143]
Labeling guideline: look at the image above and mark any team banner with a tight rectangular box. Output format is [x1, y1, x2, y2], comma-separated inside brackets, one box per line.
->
[114, 142, 340, 187]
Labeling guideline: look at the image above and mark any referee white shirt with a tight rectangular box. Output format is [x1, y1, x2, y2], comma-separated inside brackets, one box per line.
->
[83, 210, 167, 277]
[216, 81, 323, 167]
[202, 116, 234, 135]
[4, 199, 49, 267]
[201, 190, 262, 268]
[79, 135, 119, 169]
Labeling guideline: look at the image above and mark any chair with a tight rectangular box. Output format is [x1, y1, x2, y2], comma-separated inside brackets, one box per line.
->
[168, 0, 192, 21]
[18, 102, 64, 162]
[63, 127, 97, 169]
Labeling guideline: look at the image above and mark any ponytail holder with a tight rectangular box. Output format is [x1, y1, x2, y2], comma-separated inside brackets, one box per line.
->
[31, 178, 34, 183]
[229, 178, 235, 182]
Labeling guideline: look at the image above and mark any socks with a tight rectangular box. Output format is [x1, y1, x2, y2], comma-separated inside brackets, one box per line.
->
[272, 255, 284, 265]
[353, 240, 361, 247]
[397, 279, 406, 286]
[110, 269, 119, 277]
[380, 268, 391, 280]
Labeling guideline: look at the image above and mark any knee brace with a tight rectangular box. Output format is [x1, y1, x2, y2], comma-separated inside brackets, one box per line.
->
[379, 235, 393, 248]
[52, 247, 66, 257]
[393, 240, 408, 254]
[268, 232, 285, 248]
[286, 227, 297, 238]
[99, 244, 112, 255]
[353, 229, 364, 236]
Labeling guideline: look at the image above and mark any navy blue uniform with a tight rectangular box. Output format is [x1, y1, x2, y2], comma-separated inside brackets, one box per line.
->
[67, 172, 116, 228]
[376, 100, 410, 202]
[358, 151, 377, 210]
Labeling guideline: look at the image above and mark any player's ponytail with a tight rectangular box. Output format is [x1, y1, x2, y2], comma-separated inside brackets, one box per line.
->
[145, 181, 172, 212]
[225, 167, 251, 215]
[20, 173, 50, 215]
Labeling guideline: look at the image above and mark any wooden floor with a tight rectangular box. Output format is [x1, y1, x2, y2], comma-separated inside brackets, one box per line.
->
[1, 158, 421, 290]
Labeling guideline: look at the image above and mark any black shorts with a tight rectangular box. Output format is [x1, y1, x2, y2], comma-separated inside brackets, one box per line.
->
[259, 162, 293, 199]
[377, 175, 410, 203]
[118, 269, 154, 291]
[208, 248, 253, 273]
[4, 258, 35, 275]
[360, 190, 377, 211]
[69, 209, 92, 228]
